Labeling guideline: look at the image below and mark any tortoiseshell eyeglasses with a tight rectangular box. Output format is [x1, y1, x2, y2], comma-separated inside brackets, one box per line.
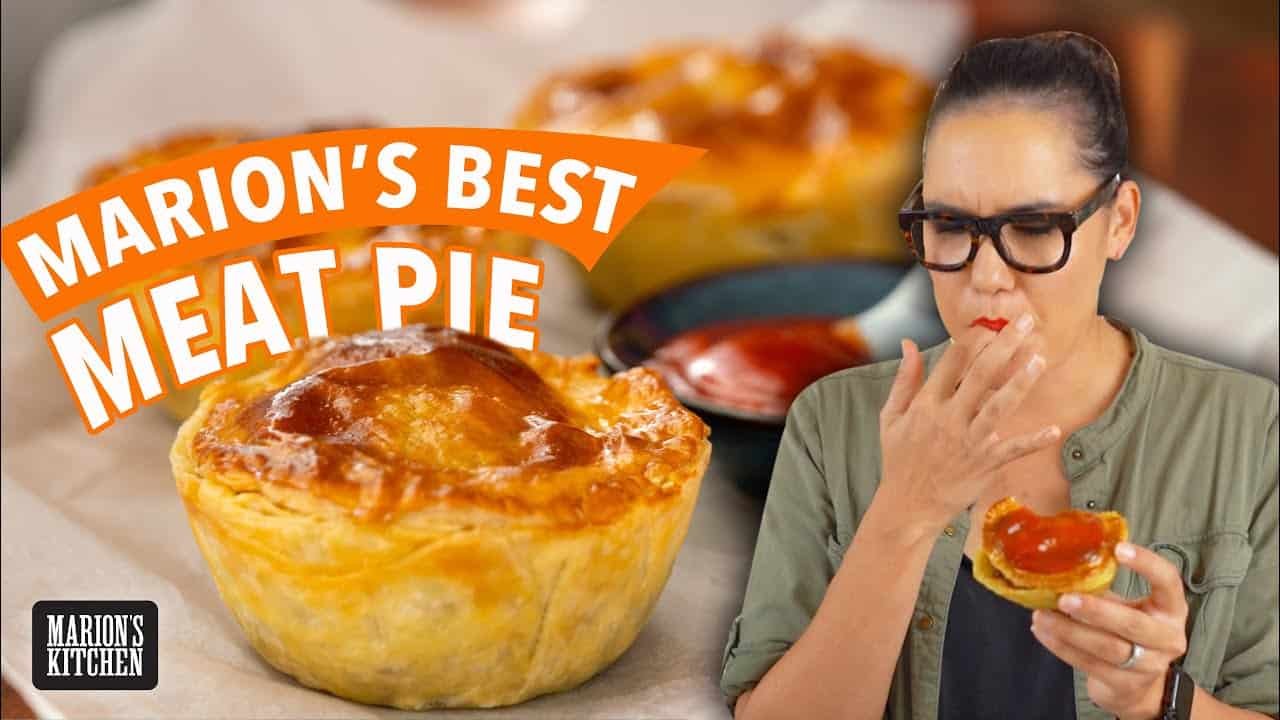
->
[897, 174, 1121, 273]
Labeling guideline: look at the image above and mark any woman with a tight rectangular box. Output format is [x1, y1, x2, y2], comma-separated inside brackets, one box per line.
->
[720, 32, 1278, 720]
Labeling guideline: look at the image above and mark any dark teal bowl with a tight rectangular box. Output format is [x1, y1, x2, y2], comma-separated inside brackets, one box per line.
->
[595, 260, 937, 497]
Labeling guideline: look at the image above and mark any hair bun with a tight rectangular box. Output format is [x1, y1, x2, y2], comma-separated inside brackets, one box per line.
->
[927, 30, 1128, 179]
[1033, 30, 1122, 84]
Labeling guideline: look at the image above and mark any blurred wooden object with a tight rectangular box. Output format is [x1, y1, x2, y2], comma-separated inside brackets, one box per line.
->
[1176, 42, 1279, 255]
[0, 681, 32, 719]
[969, 0, 1279, 256]
[1124, 12, 1190, 180]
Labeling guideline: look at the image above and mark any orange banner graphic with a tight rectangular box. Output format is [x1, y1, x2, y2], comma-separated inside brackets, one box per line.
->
[1, 127, 706, 321]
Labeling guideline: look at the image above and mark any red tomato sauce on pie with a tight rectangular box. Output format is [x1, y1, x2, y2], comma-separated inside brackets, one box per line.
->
[993, 506, 1107, 574]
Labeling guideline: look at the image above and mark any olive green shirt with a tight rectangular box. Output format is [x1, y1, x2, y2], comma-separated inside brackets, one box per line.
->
[720, 321, 1279, 718]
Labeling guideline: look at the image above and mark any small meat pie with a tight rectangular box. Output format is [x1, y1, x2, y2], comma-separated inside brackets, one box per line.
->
[514, 34, 931, 309]
[172, 325, 711, 709]
[973, 497, 1129, 610]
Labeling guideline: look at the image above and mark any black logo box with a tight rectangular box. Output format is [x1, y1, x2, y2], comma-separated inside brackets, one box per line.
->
[32, 601, 157, 691]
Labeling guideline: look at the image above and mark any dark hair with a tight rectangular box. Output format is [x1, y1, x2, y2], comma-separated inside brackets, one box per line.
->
[926, 31, 1128, 180]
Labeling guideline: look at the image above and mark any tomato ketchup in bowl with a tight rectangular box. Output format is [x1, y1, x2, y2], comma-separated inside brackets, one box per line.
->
[596, 260, 946, 496]
[647, 317, 872, 418]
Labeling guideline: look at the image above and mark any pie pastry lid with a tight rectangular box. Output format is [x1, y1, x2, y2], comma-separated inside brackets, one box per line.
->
[511, 36, 928, 309]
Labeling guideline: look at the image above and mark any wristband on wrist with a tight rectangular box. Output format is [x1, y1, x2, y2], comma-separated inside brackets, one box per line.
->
[1160, 661, 1195, 720]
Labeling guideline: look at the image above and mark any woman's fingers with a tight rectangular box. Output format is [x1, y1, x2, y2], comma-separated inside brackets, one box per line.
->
[921, 326, 997, 402]
[879, 320, 1060, 524]
[1056, 591, 1185, 655]
[1030, 617, 1121, 679]
[988, 424, 1062, 466]
[967, 349, 1048, 442]
[1034, 612, 1172, 720]
[1033, 610, 1149, 669]
[882, 339, 925, 423]
[951, 314, 1039, 420]
[1115, 543, 1189, 616]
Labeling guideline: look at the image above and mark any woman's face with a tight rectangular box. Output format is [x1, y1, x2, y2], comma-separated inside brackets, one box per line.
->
[922, 102, 1138, 367]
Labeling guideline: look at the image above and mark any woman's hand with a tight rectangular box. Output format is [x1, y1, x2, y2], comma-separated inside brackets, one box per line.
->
[877, 313, 1060, 532]
[1031, 542, 1190, 720]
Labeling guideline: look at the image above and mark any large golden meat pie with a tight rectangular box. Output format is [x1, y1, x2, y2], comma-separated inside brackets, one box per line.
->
[172, 325, 711, 709]
[973, 497, 1129, 610]
[89, 129, 532, 418]
[514, 34, 931, 309]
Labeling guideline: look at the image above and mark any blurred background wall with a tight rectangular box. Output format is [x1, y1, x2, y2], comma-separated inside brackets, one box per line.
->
[4, 0, 1275, 251]
[1, 0, 135, 162]
[969, 0, 1279, 256]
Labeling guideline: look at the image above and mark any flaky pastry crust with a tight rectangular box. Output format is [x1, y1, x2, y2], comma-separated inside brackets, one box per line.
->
[172, 326, 711, 708]
[513, 34, 931, 308]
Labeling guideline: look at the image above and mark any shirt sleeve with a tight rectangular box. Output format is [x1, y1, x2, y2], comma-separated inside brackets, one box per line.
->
[720, 384, 837, 711]
[1213, 390, 1279, 713]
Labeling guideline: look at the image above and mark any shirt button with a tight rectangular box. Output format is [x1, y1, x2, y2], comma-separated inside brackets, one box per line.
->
[943, 526, 956, 537]
[916, 614, 934, 631]
[1070, 447, 1084, 460]
[1086, 500, 1098, 509]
